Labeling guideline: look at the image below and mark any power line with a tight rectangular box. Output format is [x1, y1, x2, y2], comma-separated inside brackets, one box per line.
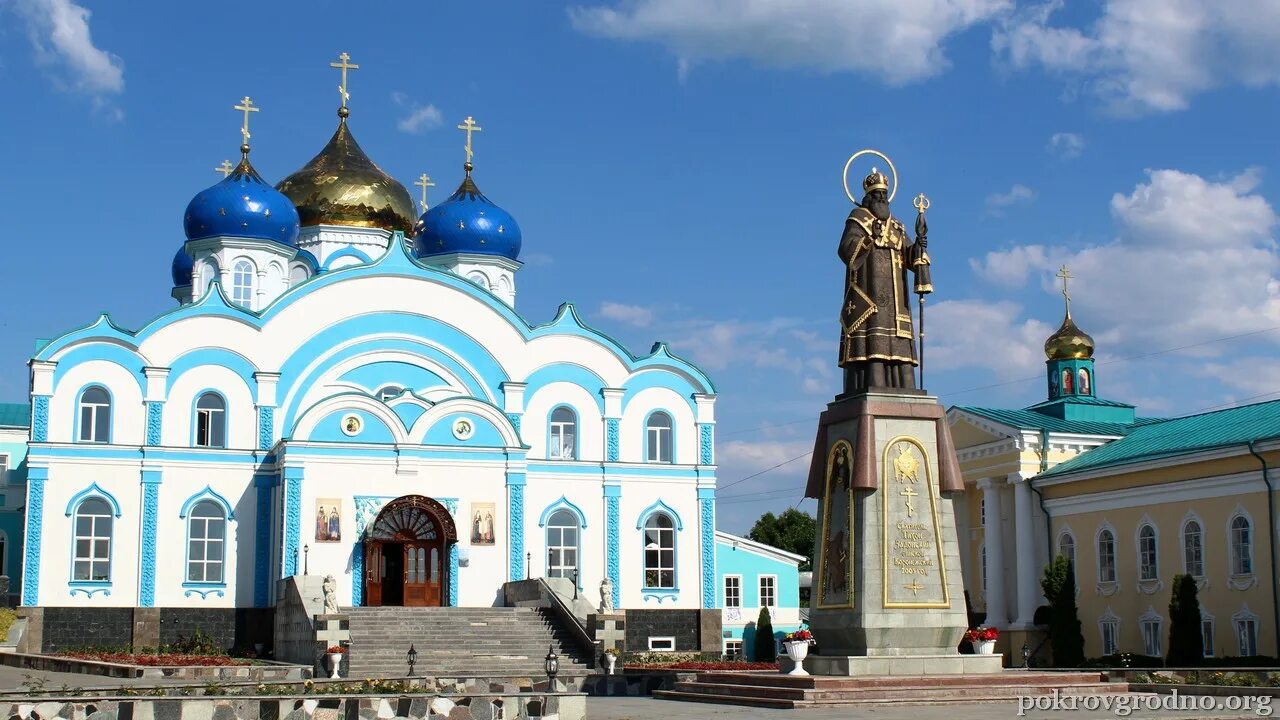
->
[716, 451, 813, 493]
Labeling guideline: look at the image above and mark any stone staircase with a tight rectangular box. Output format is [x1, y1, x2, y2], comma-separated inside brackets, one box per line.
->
[655, 671, 1130, 708]
[345, 607, 594, 679]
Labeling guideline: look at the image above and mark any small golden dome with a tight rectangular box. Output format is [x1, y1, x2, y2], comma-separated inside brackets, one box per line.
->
[1044, 313, 1095, 360]
[276, 118, 416, 237]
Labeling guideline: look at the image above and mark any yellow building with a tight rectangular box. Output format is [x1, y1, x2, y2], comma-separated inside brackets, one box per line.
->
[947, 289, 1279, 663]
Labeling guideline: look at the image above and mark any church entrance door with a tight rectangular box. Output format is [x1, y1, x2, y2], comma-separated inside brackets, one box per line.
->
[364, 496, 457, 607]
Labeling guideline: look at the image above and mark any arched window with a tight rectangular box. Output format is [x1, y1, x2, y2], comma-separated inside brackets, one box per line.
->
[231, 260, 254, 308]
[1078, 368, 1091, 395]
[646, 412, 673, 463]
[72, 497, 113, 582]
[1058, 532, 1076, 570]
[186, 500, 226, 583]
[376, 385, 403, 401]
[1139, 524, 1158, 580]
[549, 407, 577, 460]
[194, 393, 226, 448]
[643, 512, 676, 588]
[78, 386, 111, 443]
[1097, 528, 1117, 583]
[1061, 369, 1073, 394]
[1231, 516, 1253, 575]
[545, 509, 579, 580]
[1182, 520, 1204, 577]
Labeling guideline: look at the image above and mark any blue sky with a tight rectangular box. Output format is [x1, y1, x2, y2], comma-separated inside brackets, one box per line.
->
[1, 0, 1278, 532]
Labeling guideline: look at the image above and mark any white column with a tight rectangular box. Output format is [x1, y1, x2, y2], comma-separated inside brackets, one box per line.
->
[1010, 473, 1039, 627]
[978, 477, 1007, 626]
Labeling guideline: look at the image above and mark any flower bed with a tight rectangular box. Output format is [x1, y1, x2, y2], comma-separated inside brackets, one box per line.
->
[58, 651, 250, 667]
[662, 661, 778, 671]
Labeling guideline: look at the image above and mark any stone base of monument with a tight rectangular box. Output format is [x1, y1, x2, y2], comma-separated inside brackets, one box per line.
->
[782, 652, 1003, 676]
[653, 670, 1129, 709]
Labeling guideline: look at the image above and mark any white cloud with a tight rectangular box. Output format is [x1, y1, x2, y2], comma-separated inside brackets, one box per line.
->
[994, 0, 1280, 114]
[975, 168, 1280, 354]
[10, 0, 124, 116]
[969, 245, 1055, 288]
[928, 299, 1053, 378]
[597, 301, 654, 327]
[1047, 132, 1085, 160]
[391, 93, 443, 135]
[569, 0, 1011, 85]
[984, 183, 1036, 214]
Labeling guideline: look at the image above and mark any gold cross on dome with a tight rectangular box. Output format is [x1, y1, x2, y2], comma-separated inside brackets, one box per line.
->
[414, 173, 436, 212]
[1056, 264, 1074, 315]
[904, 580, 925, 595]
[457, 115, 482, 165]
[214, 159, 234, 178]
[330, 51, 359, 109]
[234, 96, 259, 147]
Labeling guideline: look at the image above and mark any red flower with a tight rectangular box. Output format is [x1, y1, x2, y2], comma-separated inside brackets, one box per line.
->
[326, 645, 346, 654]
[964, 627, 1000, 643]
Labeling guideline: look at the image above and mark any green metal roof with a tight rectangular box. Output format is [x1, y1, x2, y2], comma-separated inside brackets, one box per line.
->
[1037, 398, 1280, 479]
[1025, 396, 1135, 410]
[953, 406, 1138, 436]
[0, 403, 29, 429]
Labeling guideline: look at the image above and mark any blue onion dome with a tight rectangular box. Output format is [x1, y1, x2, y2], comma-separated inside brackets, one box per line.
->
[171, 246, 193, 287]
[276, 117, 417, 237]
[183, 155, 300, 245]
[415, 167, 522, 260]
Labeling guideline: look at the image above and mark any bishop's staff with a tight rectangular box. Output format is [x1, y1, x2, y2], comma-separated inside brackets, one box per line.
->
[912, 193, 934, 391]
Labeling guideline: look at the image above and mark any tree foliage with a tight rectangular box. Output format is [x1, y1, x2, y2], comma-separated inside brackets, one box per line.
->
[1041, 555, 1085, 667]
[1167, 574, 1205, 666]
[748, 509, 817, 570]
[754, 605, 776, 662]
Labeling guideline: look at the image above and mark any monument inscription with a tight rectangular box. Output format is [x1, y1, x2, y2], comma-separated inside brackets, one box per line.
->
[881, 437, 949, 608]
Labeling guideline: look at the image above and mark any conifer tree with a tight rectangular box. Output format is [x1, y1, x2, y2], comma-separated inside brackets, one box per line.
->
[1041, 555, 1085, 667]
[1167, 574, 1204, 666]
[754, 606, 776, 662]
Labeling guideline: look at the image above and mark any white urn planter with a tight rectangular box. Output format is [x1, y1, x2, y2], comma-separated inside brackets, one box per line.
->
[328, 652, 344, 679]
[783, 641, 810, 675]
[604, 653, 618, 675]
[975, 640, 996, 655]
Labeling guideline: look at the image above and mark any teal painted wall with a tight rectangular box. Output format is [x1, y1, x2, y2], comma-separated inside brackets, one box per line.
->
[715, 537, 802, 659]
[0, 430, 28, 594]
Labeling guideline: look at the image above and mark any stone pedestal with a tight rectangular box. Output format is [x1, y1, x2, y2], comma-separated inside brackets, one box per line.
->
[589, 612, 626, 653]
[805, 392, 993, 672]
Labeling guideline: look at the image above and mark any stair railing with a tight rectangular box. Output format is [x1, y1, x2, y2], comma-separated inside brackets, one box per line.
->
[535, 577, 599, 670]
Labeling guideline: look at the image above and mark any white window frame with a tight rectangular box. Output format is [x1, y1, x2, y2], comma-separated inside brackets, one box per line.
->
[1139, 608, 1163, 657]
[1137, 522, 1158, 581]
[186, 500, 226, 584]
[1234, 606, 1259, 657]
[642, 512, 677, 589]
[194, 393, 227, 449]
[1201, 612, 1216, 658]
[645, 412, 673, 463]
[1057, 530, 1076, 569]
[71, 497, 113, 582]
[1099, 608, 1120, 656]
[1181, 515, 1204, 578]
[723, 638, 743, 658]
[1229, 512, 1254, 577]
[544, 509, 580, 581]
[723, 575, 742, 609]
[759, 574, 777, 610]
[231, 259, 255, 308]
[1097, 526, 1117, 584]
[648, 637, 676, 652]
[548, 406, 577, 461]
[78, 386, 111, 443]
[0, 453, 8, 485]
[376, 385, 403, 401]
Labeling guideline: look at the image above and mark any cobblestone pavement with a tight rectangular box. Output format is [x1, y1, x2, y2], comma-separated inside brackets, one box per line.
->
[585, 695, 1274, 719]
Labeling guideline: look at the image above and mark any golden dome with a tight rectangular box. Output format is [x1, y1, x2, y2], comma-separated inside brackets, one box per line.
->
[1044, 313, 1095, 360]
[276, 117, 417, 237]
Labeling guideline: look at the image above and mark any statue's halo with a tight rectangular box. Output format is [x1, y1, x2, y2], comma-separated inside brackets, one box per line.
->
[842, 149, 898, 205]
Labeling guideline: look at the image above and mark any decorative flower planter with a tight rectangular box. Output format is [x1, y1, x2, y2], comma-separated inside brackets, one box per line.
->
[975, 640, 996, 655]
[328, 652, 343, 679]
[604, 653, 618, 675]
[783, 641, 810, 675]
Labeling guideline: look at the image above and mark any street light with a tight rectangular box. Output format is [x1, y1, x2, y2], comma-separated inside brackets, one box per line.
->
[407, 644, 417, 676]
[303, 544, 310, 575]
[525, 552, 531, 579]
[1021, 643, 1030, 668]
[545, 644, 559, 684]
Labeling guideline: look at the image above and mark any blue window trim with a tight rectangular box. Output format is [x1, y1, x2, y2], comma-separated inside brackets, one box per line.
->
[182, 583, 226, 599]
[643, 409, 675, 464]
[537, 496, 587, 529]
[637, 500, 681, 592]
[67, 484, 120, 590]
[179, 485, 236, 520]
[73, 382, 114, 444]
[190, 388, 230, 449]
[547, 404, 580, 460]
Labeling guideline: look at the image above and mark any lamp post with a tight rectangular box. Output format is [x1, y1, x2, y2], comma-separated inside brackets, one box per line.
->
[525, 552, 531, 579]
[545, 644, 559, 685]
[1021, 643, 1030, 669]
[303, 544, 310, 575]
[407, 643, 417, 676]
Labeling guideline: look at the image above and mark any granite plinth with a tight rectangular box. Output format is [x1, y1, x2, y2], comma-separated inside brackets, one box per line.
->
[782, 653, 1004, 676]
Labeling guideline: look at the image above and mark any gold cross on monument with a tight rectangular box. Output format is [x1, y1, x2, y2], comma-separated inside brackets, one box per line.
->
[904, 579, 925, 595]
[214, 159, 234, 178]
[414, 173, 436, 212]
[1056, 264, 1074, 315]
[899, 486, 919, 517]
[457, 115, 482, 166]
[330, 52, 359, 109]
[233, 96, 259, 150]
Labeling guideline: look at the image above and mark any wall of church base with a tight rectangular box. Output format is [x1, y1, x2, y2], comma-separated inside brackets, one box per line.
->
[27, 606, 275, 654]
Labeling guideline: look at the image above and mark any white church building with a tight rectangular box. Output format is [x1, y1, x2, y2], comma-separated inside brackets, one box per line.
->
[20, 88, 718, 617]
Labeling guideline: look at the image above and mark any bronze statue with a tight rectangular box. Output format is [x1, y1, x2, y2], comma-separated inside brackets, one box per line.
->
[838, 165, 932, 393]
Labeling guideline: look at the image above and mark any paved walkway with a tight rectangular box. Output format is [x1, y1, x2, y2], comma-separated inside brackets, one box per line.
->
[585, 695, 1274, 719]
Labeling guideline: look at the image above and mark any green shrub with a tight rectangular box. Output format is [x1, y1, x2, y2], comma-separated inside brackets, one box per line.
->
[754, 606, 776, 662]
[1166, 574, 1204, 666]
[1041, 555, 1085, 667]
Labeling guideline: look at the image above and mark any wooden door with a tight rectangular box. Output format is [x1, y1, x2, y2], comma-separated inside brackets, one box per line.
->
[403, 540, 445, 607]
[365, 542, 383, 606]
